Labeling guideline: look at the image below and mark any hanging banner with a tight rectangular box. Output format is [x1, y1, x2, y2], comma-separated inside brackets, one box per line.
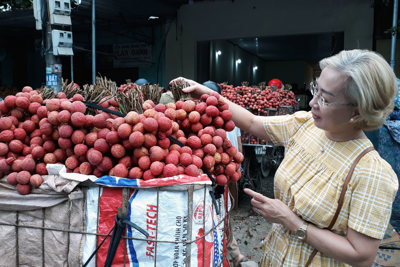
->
[113, 43, 152, 68]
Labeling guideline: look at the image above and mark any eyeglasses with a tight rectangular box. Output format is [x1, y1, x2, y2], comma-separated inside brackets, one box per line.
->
[309, 81, 354, 107]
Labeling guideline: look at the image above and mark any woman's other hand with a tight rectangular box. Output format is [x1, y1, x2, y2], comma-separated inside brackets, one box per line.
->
[243, 188, 303, 231]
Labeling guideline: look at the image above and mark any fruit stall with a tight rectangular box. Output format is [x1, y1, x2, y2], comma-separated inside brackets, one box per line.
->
[0, 78, 298, 266]
[0, 78, 242, 266]
[220, 83, 298, 192]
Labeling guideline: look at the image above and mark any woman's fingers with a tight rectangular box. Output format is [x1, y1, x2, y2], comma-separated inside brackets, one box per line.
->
[243, 188, 267, 203]
[250, 198, 265, 210]
[169, 77, 197, 86]
[169, 77, 186, 84]
[185, 78, 198, 86]
[245, 188, 293, 224]
[182, 85, 197, 93]
[253, 208, 261, 215]
[169, 77, 205, 99]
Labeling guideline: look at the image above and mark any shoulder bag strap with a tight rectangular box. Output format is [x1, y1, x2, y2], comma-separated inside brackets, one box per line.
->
[305, 146, 374, 267]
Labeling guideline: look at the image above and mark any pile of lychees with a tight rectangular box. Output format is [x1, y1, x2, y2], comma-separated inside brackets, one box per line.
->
[0, 87, 243, 194]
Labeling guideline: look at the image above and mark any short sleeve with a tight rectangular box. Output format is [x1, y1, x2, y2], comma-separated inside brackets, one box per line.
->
[348, 154, 399, 239]
[263, 111, 312, 147]
[235, 127, 241, 137]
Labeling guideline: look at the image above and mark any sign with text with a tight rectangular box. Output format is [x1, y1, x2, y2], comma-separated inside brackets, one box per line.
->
[113, 43, 152, 68]
[46, 74, 58, 86]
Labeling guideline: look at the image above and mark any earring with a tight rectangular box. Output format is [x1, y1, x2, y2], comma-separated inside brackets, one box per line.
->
[350, 118, 354, 122]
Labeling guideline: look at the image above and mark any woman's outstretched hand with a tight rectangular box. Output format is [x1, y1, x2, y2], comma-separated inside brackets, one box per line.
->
[169, 77, 214, 99]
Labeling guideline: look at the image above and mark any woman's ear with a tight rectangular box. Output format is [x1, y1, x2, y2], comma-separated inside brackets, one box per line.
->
[349, 108, 361, 123]
[349, 114, 362, 123]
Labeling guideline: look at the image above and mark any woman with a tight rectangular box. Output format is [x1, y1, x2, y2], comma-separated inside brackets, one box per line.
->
[170, 49, 398, 266]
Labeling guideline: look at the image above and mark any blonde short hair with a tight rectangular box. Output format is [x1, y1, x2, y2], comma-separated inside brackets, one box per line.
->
[320, 49, 397, 130]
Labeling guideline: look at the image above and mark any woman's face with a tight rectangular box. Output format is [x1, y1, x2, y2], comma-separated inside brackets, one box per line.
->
[309, 67, 357, 138]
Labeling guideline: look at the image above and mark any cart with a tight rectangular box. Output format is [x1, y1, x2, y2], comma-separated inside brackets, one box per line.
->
[238, 106, 295, 196]
[0, 171, 231, 267]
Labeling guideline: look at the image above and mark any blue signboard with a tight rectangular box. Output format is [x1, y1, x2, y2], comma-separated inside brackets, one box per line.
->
[46, 74, 58, 86]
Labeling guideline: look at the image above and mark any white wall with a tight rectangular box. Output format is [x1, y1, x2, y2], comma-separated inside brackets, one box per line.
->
[165, 0, 374, 85]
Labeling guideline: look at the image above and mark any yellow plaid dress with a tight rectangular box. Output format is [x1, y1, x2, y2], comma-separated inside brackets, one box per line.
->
[260, 111, 398, 266]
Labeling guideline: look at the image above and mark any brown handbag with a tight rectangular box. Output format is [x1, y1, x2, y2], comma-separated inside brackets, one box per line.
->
[304, 146, 375, 267]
